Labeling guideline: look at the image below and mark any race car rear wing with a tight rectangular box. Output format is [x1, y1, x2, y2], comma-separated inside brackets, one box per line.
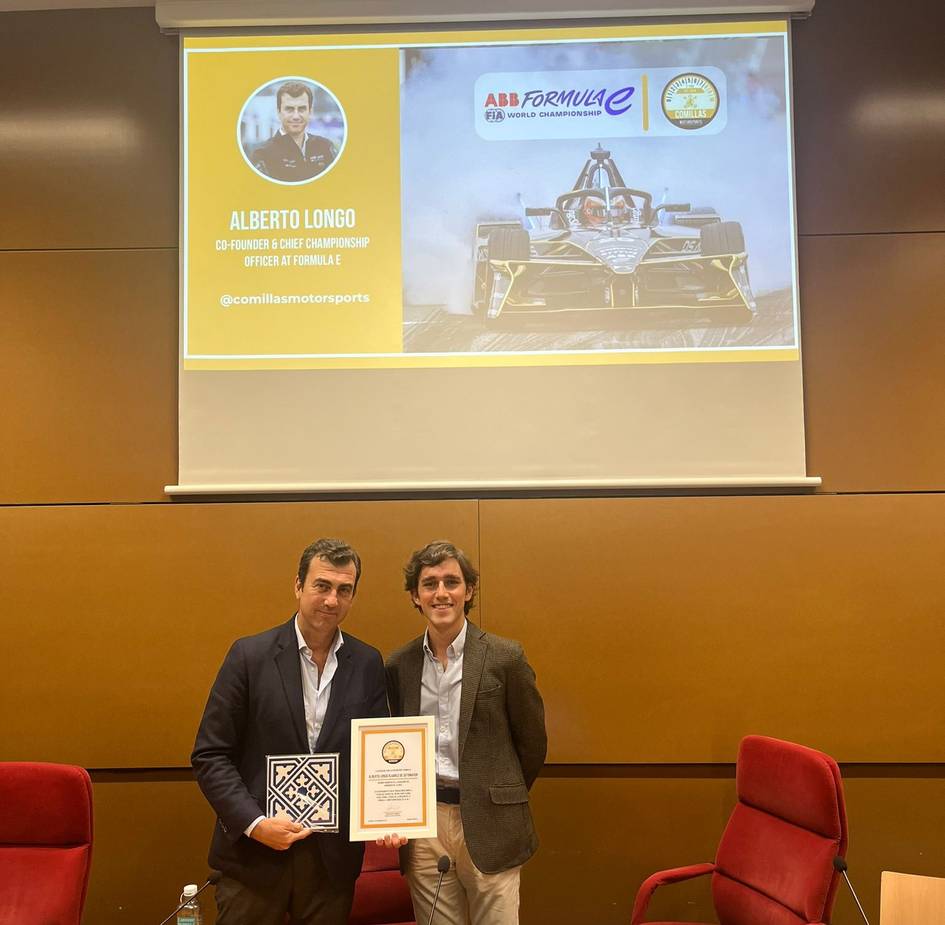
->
[475, 220, 524, 238]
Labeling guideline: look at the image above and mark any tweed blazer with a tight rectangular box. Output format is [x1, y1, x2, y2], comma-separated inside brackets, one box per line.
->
[386, 622, 547, 874]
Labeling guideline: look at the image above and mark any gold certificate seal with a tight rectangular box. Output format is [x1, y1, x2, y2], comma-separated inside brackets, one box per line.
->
[661, 73, 720, 130]
[381, 740, 405, 764]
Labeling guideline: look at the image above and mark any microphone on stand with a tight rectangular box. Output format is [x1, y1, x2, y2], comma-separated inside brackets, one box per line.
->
[833, 856, 871, 925]
[156, 871, 222, 925]
[426, 855, 452, 925]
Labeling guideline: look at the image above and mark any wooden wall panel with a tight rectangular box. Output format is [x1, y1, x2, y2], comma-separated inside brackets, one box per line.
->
[837, 774, 945, 924]
[0, 249, 178, 503]
[0, 8, 178, 250]
[524, 773, 945, 925]
[479, 494, 945, 763]
[525, 775, 730, 925]
[86, 779, 216, 925]
[793, 0, 945, 235]
[800, 233, 945, 493]
[0, 500, 478, 768]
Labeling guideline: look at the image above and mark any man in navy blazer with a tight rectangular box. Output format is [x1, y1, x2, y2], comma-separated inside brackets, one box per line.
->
[192, 537, 388, 925]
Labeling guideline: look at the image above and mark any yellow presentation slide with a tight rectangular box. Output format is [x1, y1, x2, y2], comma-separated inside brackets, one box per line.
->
[182, 23, 799, 370]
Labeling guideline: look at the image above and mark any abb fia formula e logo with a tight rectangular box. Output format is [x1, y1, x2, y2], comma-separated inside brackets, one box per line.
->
[482, 86, 636, 124]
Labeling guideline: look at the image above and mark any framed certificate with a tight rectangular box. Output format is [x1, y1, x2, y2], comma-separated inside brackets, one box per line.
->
[349, 715, 437, 841]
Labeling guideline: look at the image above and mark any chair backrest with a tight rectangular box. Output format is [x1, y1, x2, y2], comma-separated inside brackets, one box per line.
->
[348, 842, 415, 925]
[0, 762, 93, 925]
[712, 736, 847, 925]
[880, 870, 945, 925]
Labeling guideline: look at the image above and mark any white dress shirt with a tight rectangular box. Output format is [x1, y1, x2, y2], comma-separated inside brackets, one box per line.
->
[296, 617, 345, 752]
[420, 619, 467, 787]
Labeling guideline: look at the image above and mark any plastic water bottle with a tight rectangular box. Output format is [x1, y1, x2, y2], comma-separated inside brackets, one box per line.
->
[176, 884, 203, 925]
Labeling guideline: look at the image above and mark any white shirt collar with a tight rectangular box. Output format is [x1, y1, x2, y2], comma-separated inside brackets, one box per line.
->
[423, 618, 468, 660]
[294, 615, 344, 657]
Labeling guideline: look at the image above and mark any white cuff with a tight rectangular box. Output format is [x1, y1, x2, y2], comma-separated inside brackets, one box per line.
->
[244, 815, 266, 837]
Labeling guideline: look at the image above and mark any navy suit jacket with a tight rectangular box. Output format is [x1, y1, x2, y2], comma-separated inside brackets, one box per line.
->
[192, 618, 388, 887]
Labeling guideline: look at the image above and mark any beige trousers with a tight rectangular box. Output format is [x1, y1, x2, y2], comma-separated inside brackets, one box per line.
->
[406, 803, 521, 925]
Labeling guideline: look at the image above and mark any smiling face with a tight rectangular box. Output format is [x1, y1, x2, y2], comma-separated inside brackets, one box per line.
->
[294, 555, 357, 642]
[411, 557, 474, 639]
[277, 92, 312, 141]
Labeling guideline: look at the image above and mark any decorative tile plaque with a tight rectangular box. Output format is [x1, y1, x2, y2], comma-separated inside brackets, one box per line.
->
[266, 753, 339, 831]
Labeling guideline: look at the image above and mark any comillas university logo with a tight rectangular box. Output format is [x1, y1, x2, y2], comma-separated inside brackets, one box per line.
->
[661, 72, 720, 130]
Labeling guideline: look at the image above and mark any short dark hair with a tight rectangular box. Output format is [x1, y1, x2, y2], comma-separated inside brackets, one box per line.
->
[276, 81, 314, 110]
[297, 538, 362, 592]
[403, 540, 479, 615]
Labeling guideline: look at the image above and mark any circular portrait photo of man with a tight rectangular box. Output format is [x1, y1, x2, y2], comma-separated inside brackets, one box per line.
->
[238, 77, 346, 184]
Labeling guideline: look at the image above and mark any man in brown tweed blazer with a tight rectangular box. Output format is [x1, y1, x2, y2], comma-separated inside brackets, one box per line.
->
[386, 540, 547, 925]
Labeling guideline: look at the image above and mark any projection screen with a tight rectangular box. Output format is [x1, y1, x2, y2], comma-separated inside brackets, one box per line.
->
[170, 18, 817, 493]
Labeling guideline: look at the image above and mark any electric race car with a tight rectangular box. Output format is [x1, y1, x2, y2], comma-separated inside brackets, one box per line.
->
[472, 146, 757, 323]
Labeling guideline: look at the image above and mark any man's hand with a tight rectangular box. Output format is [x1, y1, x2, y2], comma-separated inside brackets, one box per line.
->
[375, 833, 409, 848]
[250, 811, 313, 851]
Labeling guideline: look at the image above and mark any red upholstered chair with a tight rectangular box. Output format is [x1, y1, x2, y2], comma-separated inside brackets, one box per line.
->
[0, 762, 93, 925]
[348, 842, 416, 925]
[631, 735, 848, 925]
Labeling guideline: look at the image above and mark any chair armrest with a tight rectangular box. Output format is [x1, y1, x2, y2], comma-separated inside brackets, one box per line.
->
[630, 863, 716, 925]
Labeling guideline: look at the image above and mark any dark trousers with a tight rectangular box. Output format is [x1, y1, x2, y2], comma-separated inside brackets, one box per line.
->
[215, 843, 355, 925]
